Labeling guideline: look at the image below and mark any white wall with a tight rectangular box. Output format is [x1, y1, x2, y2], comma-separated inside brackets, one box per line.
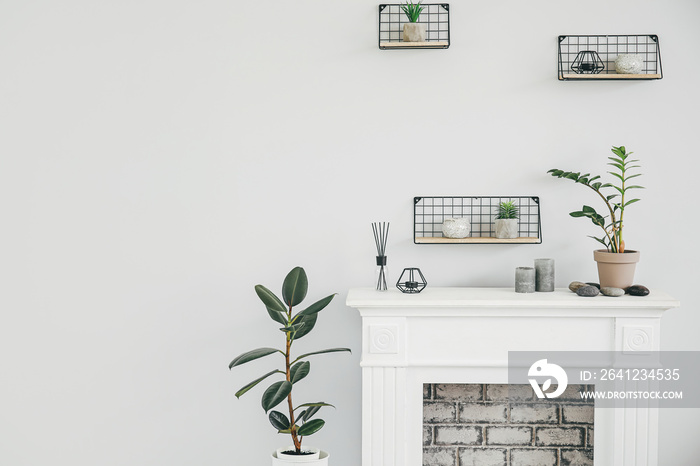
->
[2, 0, 699, 465]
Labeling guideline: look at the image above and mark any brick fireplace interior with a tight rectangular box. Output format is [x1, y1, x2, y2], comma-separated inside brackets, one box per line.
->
[423, 383, 594, 466]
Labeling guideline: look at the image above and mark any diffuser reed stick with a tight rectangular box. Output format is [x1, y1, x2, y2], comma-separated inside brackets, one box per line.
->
[372, 222, 390, 291]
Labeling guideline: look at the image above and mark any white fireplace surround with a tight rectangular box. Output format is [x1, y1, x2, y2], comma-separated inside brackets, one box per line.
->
[346, 287, 679, 466]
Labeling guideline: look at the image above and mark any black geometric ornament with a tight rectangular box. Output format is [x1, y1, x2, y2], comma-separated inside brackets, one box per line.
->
[396, 268, 427, 294]
[571, 51, 605, 74]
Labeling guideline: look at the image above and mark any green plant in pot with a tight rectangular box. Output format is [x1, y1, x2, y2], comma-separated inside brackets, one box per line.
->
[401, 1, 425, 42]
[547, 145, 644, 288]
[494, 200, 519, 239]
[229, 267, 351, 465]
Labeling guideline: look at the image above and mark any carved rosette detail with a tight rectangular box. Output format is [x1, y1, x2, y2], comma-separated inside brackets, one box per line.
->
[623, 326, 653, 353]
[370, 325, 399, 354]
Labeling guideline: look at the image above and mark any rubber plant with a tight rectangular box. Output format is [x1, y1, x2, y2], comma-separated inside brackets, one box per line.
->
[547, 145, 643, 253]
[401, 0, 424, 22]
[229, 267, 351, 454]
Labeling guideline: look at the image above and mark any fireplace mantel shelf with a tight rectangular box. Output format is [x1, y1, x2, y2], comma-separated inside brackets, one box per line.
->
[346, 287, 680, 466]
[347, 287, 679, 317]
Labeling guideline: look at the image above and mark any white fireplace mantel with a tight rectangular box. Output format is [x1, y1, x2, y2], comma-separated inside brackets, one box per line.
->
[346, 287, 679, 466]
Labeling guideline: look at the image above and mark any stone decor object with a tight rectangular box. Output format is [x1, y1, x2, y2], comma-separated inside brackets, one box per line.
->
[568, 281, 587, 293]
[576, 285, 600, 297]
[601, 286, 625, 297]
[442, 217, 470, 238]
[626, 284, 650, 296]
[615, 54, 644, 74]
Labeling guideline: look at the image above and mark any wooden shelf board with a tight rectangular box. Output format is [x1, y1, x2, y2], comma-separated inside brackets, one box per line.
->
[415, 237, 541, 244]
[560, 73, 662, 80]
[380, 41, 449, 48]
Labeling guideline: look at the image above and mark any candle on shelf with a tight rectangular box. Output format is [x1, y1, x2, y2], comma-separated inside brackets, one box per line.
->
[535, 258, 555, 292]
[515, 267, 536, 293]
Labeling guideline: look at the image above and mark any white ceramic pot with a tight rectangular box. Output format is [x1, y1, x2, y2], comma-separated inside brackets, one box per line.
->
[442, 217, 470, 238]
[494, 218, 518, 239]
[272, 447, 329, 465]
[403, 22, 426, 42]
[615, 54, 644, 74]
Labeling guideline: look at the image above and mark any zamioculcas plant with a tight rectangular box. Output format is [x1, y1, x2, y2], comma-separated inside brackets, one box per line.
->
[496, 200, 519, 220]
[401, 0, 424, 22]
[547, 145, 643, 253]
[229, 267, 351, 455]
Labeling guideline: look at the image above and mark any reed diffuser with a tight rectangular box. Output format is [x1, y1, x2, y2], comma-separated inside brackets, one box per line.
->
[372, 222, 390, 291]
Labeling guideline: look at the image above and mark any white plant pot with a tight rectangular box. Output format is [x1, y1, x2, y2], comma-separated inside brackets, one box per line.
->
[403, 22, 426, 42]
[272, 447, 329, 465]
[494, 218, 518, 239]
[442, 217, 470, 239]
[615, 54, 644, 74]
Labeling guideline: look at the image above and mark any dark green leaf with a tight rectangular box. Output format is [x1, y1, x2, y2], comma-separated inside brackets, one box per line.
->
[291, 313, 317, 341]
[582, 205, 596, 214]
[293, 294, 336, 320]
[296, 402, 335, 410]
[235, 369, 283, 398]
[624, 199, 641, 207]
[569, 211, 586, 218]
[229, 347, 281, 369]
[255, 285, 287, 314]
[269, 410, 290, 430]
[280, 322, 305, 334]
[282, 267, 308, 307]
[588, 235, 608, 247]
[625, 185, 644, 190]
[261, 381, 292, 412]
[624, 173, 643, 181]
[303, 406, 321, 422]
[290, 361, 310, 384]
[266, 307, 288, 325]
[293, 347, 351, 363]
[297, 419, 325, 436]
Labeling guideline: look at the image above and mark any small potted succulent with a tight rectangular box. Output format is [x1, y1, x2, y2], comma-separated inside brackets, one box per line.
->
[229, 267, 351, 465]
[401, 1, 425, 42]
[494, 200, 519, 239]
[547, 145, 644, 288]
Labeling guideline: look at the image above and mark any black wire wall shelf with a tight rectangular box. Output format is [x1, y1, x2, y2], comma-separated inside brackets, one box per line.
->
[558, 35, 662, 80]
[379, 4, 450, 50]
[414, 196, 542, 244]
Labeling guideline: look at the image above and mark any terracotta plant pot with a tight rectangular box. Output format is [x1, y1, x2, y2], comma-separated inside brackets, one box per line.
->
[403, 22, 426, 42]
[593, 249, 640, 289]
[272, 448, 329, 465]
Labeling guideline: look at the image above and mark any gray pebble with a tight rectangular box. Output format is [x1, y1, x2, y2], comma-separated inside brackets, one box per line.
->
[626, 285, 650, 296]
[601, 286, 625, 297]
[569, 281, 587, 292]
[586, 282, 601, 290]
[576, 285, 600, 297]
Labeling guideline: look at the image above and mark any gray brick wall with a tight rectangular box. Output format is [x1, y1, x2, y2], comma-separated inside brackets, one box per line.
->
[423, 384, 594, 466]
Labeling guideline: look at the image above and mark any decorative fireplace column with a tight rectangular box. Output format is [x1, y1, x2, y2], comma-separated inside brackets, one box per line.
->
[346, 287, 679, 466]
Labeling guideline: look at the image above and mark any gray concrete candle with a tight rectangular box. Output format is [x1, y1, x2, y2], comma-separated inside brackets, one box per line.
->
[535, 258, 555, 292]
[515, 267, 536, 293]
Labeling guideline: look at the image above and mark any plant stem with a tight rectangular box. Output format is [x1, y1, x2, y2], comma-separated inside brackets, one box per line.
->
[618, 159, 626, 253]
[285, 306, 301, 452]
[587, 183, 619, 252]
